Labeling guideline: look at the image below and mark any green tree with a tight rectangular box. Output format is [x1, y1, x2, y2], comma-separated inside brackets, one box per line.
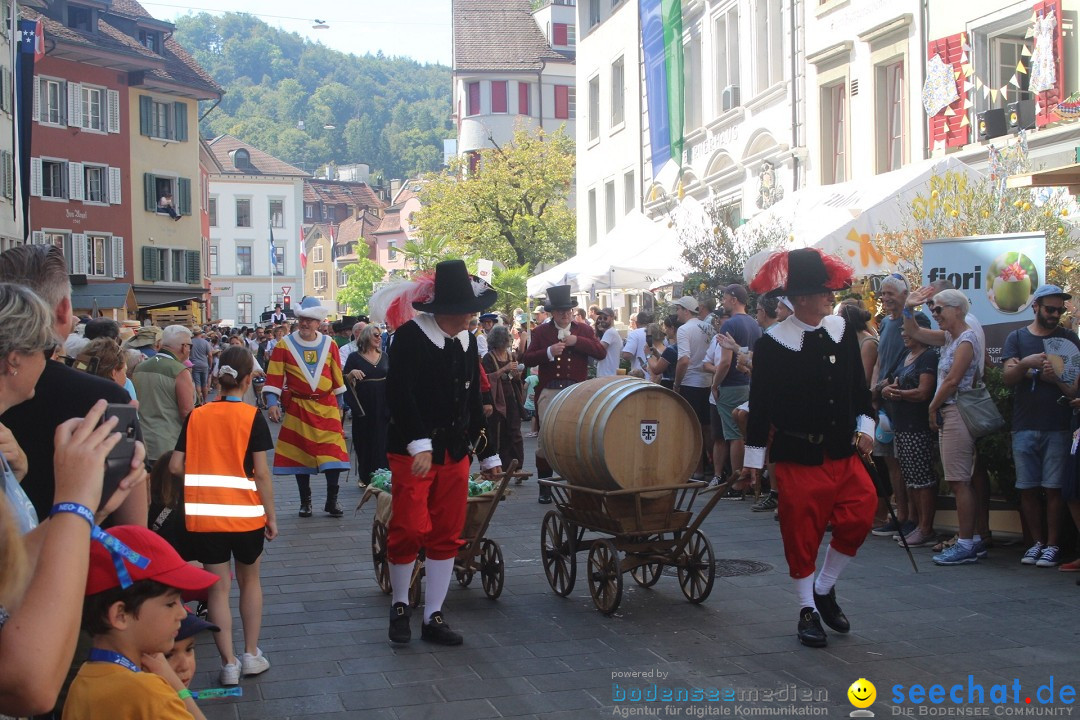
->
[401, 236, 457, 273]
[413, 126, 575, 270]
[490, 265, 528, 317]
[337, 259, 386, 314]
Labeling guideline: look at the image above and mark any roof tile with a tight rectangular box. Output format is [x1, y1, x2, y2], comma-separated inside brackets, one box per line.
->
[453, 0, 566, 72]
[208, 135, 308, 177]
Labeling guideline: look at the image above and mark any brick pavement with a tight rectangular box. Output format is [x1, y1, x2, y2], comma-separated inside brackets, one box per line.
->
[190, 431, 1080, 720]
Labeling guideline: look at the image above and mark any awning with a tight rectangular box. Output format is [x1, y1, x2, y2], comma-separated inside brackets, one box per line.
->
[133, 285, 207, 309]
[70, 283, 136, 311]
[1007, 162, 1080, 194]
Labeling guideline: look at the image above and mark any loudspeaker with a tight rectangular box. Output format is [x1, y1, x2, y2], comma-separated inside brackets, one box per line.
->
[1007, 100, 1036, 131]
[977, 109, 1008, 142]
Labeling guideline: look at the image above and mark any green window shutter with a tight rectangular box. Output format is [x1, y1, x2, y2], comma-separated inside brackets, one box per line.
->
[142, 246, 158, 281]
[185, 250, 201, 284]
[139, 95, 152, 136]
[177, 177, 191, 215]
[173, 102, 188, 142]
[143, 173, 156, 212]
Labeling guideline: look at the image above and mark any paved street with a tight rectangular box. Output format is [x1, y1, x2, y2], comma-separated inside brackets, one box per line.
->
[192, 430, 1080, 720]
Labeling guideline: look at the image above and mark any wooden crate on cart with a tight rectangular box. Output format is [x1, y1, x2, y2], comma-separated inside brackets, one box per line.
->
[149, 310, 195, 328]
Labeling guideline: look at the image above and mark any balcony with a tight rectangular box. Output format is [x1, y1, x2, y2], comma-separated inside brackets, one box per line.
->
[531, 0, 575, 8]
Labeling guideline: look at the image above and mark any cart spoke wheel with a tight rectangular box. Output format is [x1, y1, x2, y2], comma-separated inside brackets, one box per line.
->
[629, 535, 663, 588]
[480, 539, 505, 599]
[677, 529, 716, 604]
[371, 521, 391, 594]
[456, 567, 474, 587]
[541, 510, 576, 597]
[587, 539, 623, 615]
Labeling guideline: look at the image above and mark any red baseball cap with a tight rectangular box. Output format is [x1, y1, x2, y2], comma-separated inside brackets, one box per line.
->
[85, 526, 219, 596]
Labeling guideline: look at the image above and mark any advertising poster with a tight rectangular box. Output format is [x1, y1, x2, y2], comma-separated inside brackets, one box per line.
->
[921, 232, 1046, 365]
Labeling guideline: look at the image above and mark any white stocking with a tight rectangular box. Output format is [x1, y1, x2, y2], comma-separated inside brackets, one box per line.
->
[423, 557, 455, 623]
[814, 546, 853, 595]
[389, 561, 414, 606]
[794, 575, 815, 610]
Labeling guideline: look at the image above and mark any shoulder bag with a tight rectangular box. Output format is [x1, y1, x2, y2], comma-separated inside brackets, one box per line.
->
[955, 383, 1006, 438]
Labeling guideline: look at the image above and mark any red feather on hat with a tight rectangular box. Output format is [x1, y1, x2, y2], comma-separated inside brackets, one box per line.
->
[821, 251, 855, 290]
[369, 271, 436, 329]
[748, 250, 788, 295]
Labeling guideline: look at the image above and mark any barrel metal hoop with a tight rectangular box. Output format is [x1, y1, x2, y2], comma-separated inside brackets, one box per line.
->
[591, 381, 647, 482]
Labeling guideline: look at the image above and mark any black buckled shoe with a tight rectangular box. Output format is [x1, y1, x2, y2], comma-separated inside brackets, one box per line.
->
[797, 607, 828, 648]
[538, 488, 553, 505]
[420, 611, 463, 646]
[298, 500, 312, 518]
[388, 602, 411, 644]
[813, 586, 850, 633]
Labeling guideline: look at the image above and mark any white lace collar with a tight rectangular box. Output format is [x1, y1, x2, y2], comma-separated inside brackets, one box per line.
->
[766, 314, 846, 352]
[413, 313, 471, 351]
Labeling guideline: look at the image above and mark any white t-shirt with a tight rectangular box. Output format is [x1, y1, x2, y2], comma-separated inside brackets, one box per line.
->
[597, 327, 623, 377]
[676, 317, 710, 388]
[944, 313, 986, 379]
[622, 327, 649, 373]
[703, 338, 722, 406]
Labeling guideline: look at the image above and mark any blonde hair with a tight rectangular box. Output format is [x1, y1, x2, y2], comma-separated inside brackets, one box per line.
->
[0, 496, 27, 607]
[74, 337, 127, 382]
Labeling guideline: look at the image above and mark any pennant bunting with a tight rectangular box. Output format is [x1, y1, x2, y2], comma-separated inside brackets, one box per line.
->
[944, 106, 956, 116]
[1022, 45, 1032, 57]
[1001, 85, 1009, 101]
[1016, 60, 1027, 74]
[1009, 74, 1020, 87]
[991, 89, 999, 102]
[959, 115, 971, 128]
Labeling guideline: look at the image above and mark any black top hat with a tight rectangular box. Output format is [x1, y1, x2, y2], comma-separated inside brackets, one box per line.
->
[752, 248, 854, 298]
[412, 259, 498, 315]
[542, 284, 578, 311]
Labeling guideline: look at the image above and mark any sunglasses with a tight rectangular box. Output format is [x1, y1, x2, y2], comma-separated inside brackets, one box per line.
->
[1040, 305, 1065, 315]
[931, 306, 945, 315]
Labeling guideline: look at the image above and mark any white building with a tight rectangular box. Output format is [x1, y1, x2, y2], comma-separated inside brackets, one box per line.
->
[206, 135, 307, 325]
[0, 4, 20, 252]
[452, 0, 576, 161]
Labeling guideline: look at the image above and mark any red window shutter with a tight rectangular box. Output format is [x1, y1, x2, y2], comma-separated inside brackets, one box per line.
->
[554, 85, 568, 119]
[467, 82, 480, 116]
[491, 81, 508, 113]
[926, 33, 968, 149]
[518, 82, 530, 116]
[553, 23, 567, 46]
[1032, 1, 1064, 127]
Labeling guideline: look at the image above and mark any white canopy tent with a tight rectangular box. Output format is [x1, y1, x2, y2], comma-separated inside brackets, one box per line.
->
[740, 156, 985, 281]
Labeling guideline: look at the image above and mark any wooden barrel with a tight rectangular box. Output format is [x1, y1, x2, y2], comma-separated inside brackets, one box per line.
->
[539, 376, 702, 492]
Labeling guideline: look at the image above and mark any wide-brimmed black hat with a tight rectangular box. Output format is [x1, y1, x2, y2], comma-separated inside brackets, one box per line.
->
[542, 284, 577, 311]
[751, 248, 854, 298]
[412, 259, 498, 315]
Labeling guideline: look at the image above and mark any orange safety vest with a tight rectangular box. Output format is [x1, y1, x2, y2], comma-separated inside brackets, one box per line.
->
[183, 401, 266, 533]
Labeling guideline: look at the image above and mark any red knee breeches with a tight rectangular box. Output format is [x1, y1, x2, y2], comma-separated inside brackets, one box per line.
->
[387, 452, 470, 564]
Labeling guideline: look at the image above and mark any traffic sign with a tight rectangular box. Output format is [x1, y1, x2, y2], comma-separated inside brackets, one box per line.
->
[280, 286, 292, 295]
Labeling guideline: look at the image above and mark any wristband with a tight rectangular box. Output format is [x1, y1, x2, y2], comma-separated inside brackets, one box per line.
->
[178, 689, 193, 700]
[51, 502, 95, 527]
[52, 503, 150, 588]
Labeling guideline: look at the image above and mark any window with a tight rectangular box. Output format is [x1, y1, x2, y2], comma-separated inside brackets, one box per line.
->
[170, 249, 186, 283]
[139, 96, 187, 141]
[209, 245, 218, 275]
[567, 25, 576, 47]
[588, 188, 597, 245]
[237, 293, 252, 324]
[337, 269, 347, 287]
[39, 78, 65, 125]
[208, 197, 217, 227]
[588, 76, 600, 140]
[84, 164, 106, 203]
[273, 246, 285, 276]
[684, 31, 702, 130]
[554, 85, 570, 120]
[236, 246, 252, 276]
[145, 174, 189, 216]
[491, 81, 508, 114]
[568, 87, 576, 118]
[754, 0, 783, 93]
[876, 60, 905, 173]
[388, 241, 397, 260]
[821, 82, 847, 184]
[210, 296, 219, 321]
[467, 82, 480, 116]
[0, 151, 13, 200]
[304, 204, 313, 219]
[78, 86, 103, 131]
[624, 170, 635, 215]
[991, 35, 1030, 107]
[152, 101, 170, 138]
[236, 199, 251, 227]
[269, 199, 284, 228]
[141, 247, 199, 283]
[312, 244, 324, 263]
[88, 235, 109, 277]
[611, 57, 625, 127]
[605, 180, 616, 232]
[313, 270, 328, 289]
[67, 6, 92, 31]
[588, 0, 600, 28]
[714, 7, 741, 111]
[553, 23, 568, 45]
[518, 82, 530, 116]
[139, 30, 160, 53]
[42, 159, 65, 199]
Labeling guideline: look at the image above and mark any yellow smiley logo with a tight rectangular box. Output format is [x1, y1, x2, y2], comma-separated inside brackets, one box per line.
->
[848, 678, 876, 709]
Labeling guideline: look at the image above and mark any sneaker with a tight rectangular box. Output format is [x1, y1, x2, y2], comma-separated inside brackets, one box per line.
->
[932, 542, 979, 566]
[871, 519, 900, 537]
[1021, 542, 1044, 565]
[892, 521, 916, 540]
[388, 602, 412, 644]
[973, 540, 988, 559]
[752, 491, 778, 512]
[241, 648, 270, 676]
[219, 657, 241, 686]
[420, 611, 463, 646]
[897, 528, 935, 548]
[720, 486, 745, 501]
[701, 476, 724, 493]
[1036, 545, 1061, 568]
[1059, 558, 1080, 572]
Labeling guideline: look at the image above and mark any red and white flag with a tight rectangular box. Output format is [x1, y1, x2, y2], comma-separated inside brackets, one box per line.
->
[299, 226, 307, 270]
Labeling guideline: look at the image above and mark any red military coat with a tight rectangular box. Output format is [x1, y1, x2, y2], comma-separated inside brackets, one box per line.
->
[521, 320, 606, 391]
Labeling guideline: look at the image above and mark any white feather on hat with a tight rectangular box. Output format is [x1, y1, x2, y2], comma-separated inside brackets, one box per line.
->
[294, 297, 328, 320]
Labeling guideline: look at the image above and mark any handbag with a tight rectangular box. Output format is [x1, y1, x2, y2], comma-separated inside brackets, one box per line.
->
[954, 383, 1006, 438]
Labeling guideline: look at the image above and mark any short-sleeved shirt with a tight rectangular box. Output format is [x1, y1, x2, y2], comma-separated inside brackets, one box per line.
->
[622, 328, 649, 372]
[62, 662, 194, 720]
[717, 313, 761, 387]
[889, 348, 939, 432]
[176, 400, 274, 476]
[596, 327, 623, 377]
[660, 345, 678, 384]
[938, 329, 979, 405]
[188, 336, 212, 370]
[676, 317, 711, 387]
[703, 339, 721, 406]
[1003, 326, 1080, 431]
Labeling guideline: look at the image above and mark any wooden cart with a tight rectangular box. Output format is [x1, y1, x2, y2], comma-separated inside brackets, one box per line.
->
[361, 461, 524, 604]
[538, 478, 723, 615]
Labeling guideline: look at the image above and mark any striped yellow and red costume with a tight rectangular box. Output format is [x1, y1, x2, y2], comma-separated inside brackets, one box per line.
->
[262, 332, 350, 475]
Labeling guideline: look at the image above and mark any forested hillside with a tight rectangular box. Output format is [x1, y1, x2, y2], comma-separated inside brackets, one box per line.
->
[173, 13, 453, 181]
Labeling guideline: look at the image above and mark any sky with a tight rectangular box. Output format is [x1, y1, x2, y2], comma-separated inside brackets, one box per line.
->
[143, 0, 453, 65]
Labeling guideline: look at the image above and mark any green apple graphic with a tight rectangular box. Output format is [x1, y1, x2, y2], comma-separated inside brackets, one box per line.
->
[986, 252, 1037, 313]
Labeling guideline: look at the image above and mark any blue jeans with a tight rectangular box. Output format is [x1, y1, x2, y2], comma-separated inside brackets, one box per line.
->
[1012, 430, 1071, 490]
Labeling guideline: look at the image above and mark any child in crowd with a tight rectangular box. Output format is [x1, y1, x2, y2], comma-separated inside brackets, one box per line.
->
[148, 451, 189, 559]
[166, 612, 219, 689]
[522, 368, 539, 437]
[62, 525, 218, 720]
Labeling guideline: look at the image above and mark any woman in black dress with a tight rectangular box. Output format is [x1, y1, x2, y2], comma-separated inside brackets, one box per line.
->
[344, 325, 390, 485]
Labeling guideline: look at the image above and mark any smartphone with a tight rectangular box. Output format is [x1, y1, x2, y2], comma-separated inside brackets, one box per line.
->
[1058, 396, 1073, 407]
[100, 404, 140, 510]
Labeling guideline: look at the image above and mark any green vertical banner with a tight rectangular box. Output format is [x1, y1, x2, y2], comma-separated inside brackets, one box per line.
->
[660, 0, 684, 166]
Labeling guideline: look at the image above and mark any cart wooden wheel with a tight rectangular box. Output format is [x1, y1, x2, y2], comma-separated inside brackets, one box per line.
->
[677, 529, 716, 604]
[541, 510, 576, 597]
[587, 539, 623, 615]
[371, 521, 391, 594]
[456, 567, 474, 587]
[629, 535, 663, 588]
[409, 564, 422, 608]
[479, 539, 505, 599]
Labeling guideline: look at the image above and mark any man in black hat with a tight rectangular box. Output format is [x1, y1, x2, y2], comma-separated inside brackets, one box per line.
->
[741, 247, 877, 648]
[384, 259, 502, 646]
[521, 284, 606, 503]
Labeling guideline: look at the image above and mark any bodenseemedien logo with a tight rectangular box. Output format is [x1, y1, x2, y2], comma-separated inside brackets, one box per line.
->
[848, 678, 876, 717]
